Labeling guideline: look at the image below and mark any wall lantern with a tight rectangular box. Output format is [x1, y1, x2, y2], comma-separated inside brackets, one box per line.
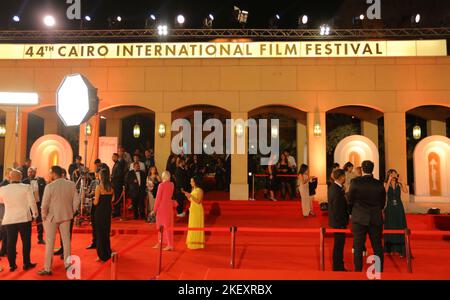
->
[133, 123, 141, 139]
[85, 123, 92, 136]
[158, 122, 166, 138]
[413, 125, 422, 140]
[0, 124, 6, 137]
[313, 123, 322, 137]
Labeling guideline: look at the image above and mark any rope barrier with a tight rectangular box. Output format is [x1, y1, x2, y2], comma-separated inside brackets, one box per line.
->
[85, 224, 450, 279]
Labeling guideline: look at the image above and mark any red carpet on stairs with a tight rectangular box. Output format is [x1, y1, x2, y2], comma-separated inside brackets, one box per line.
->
[1, 200, 449, 280]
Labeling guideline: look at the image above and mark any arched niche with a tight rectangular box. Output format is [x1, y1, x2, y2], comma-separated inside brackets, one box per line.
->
[29, 134, 74, 178]
[413, 136, 450, 202]
[334, 135, 380, 179]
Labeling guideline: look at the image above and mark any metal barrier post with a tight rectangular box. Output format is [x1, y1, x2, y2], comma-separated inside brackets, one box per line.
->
[319, 227, 325, 271]
[230, 226, 237, 269]
[156, 225, 164, 276]
[121, 186, 128, 221]
[111, 252, 118, 280]
[405, 228, 413, 273]
[252, 174, 255, 200]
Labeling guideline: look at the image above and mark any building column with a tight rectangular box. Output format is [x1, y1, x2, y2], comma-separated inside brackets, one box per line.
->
[296, 121, 307, 167]
[41, 111, 58, 135]
[427, 120, 446, 136]
[362, 119, 379, 148]
[384, 112, 409, 201]
[154, 112, 171, 175]
[230, 112, 248, 200]
[307, 112, 327, 202]
[79, 114, 100, 171]
[4, 109, 28, 169]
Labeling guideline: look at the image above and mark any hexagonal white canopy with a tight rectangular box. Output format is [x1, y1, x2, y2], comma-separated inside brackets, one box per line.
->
[56, 74, 98, 127]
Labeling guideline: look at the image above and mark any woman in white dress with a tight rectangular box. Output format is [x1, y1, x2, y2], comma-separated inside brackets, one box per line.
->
[298, 164, 315, 217]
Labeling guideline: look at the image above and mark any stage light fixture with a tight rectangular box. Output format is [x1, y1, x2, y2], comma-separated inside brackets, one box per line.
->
[157, 24, 168, 36]
[269, 14, 281, 29]
[412, 13, 421, 24]
[116, 16, 122, 22]
[360, 14, 365, 20]
[43, 15, 56, 27]
[145, 14, 157, 29]
[84, 16, 91, 22]
[13, 15, 20, 23]
[298, 15, 309, 29]
[319, 24, 331, 36]
[0, 92, 39, 105]
[177, 14, 185, 25]
[204, 14, 214, 28]
[234, 6, 248, 27]
[56, 74, 99, 127]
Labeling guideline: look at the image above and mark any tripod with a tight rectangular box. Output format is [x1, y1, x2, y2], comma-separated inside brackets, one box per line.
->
[74, 172, 91, 226]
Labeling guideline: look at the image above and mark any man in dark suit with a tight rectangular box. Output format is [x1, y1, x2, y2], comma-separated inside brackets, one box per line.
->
[111, 153, 127, 217]
[22, 167, 46, 245]
[348, 160, 386, 272]
[328, 169, 349, 271]
[125, 162, 147, 220]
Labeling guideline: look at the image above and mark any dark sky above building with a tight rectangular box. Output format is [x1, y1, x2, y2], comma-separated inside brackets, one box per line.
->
[0, 0, 448, 30]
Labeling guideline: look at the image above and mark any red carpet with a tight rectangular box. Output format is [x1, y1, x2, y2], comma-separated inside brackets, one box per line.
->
[1, 200, 449, 280]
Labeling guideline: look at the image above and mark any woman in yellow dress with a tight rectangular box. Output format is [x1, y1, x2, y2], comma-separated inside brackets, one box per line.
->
[182, 177, 205, 249]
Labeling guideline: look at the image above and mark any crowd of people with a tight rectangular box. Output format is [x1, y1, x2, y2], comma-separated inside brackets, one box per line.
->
[327, 160, 408, 272]
[0, 143, 409, 275]
[0, 145, 209, 274]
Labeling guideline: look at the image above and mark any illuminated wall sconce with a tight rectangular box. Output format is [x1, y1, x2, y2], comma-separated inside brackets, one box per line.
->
[0, 124, 6, 137]
[413, 125, 422, 140]
[313, 123, 322, 137]
[85, 123, 92, 136]
[158, 122, 166, 138]
[271, 126, 279, 139]
[235, 123, 244, 137]
[133, 123, 141, 138]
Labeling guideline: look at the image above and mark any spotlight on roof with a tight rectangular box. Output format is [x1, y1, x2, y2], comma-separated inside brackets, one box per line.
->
[269, 14, 281, 29]
[43, 15, 56, 27]
[145, 14, 157, 29]
[108, 16, 122, 29]
[84, 16, 91, 22]
[157, 24, 168, 36]
[176, 14, 185, 25]
[298, 15, 309, 28]
[233, 6, 248, 28]
[360, 14, 365, 20]
[412, 13, 421, 25]
[204, 14, 214, 29]
[12, 15, 20, 22]
[116, 16, 122, 22]
[319, 24, 331, 36]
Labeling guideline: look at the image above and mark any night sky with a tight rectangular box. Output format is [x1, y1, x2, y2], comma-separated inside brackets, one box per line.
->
[0, 0, 448, 30]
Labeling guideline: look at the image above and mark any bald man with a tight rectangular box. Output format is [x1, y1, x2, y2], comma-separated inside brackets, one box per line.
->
[0, 169, 38, 272]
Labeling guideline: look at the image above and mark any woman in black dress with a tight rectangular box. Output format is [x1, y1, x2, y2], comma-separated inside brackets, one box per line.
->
[94, 169, 115, 262]
[384, 169, 409, 257]
[276, 153, 291, 200]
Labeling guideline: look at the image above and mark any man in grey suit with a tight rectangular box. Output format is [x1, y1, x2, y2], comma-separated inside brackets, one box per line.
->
[37, 166, 80, 276]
